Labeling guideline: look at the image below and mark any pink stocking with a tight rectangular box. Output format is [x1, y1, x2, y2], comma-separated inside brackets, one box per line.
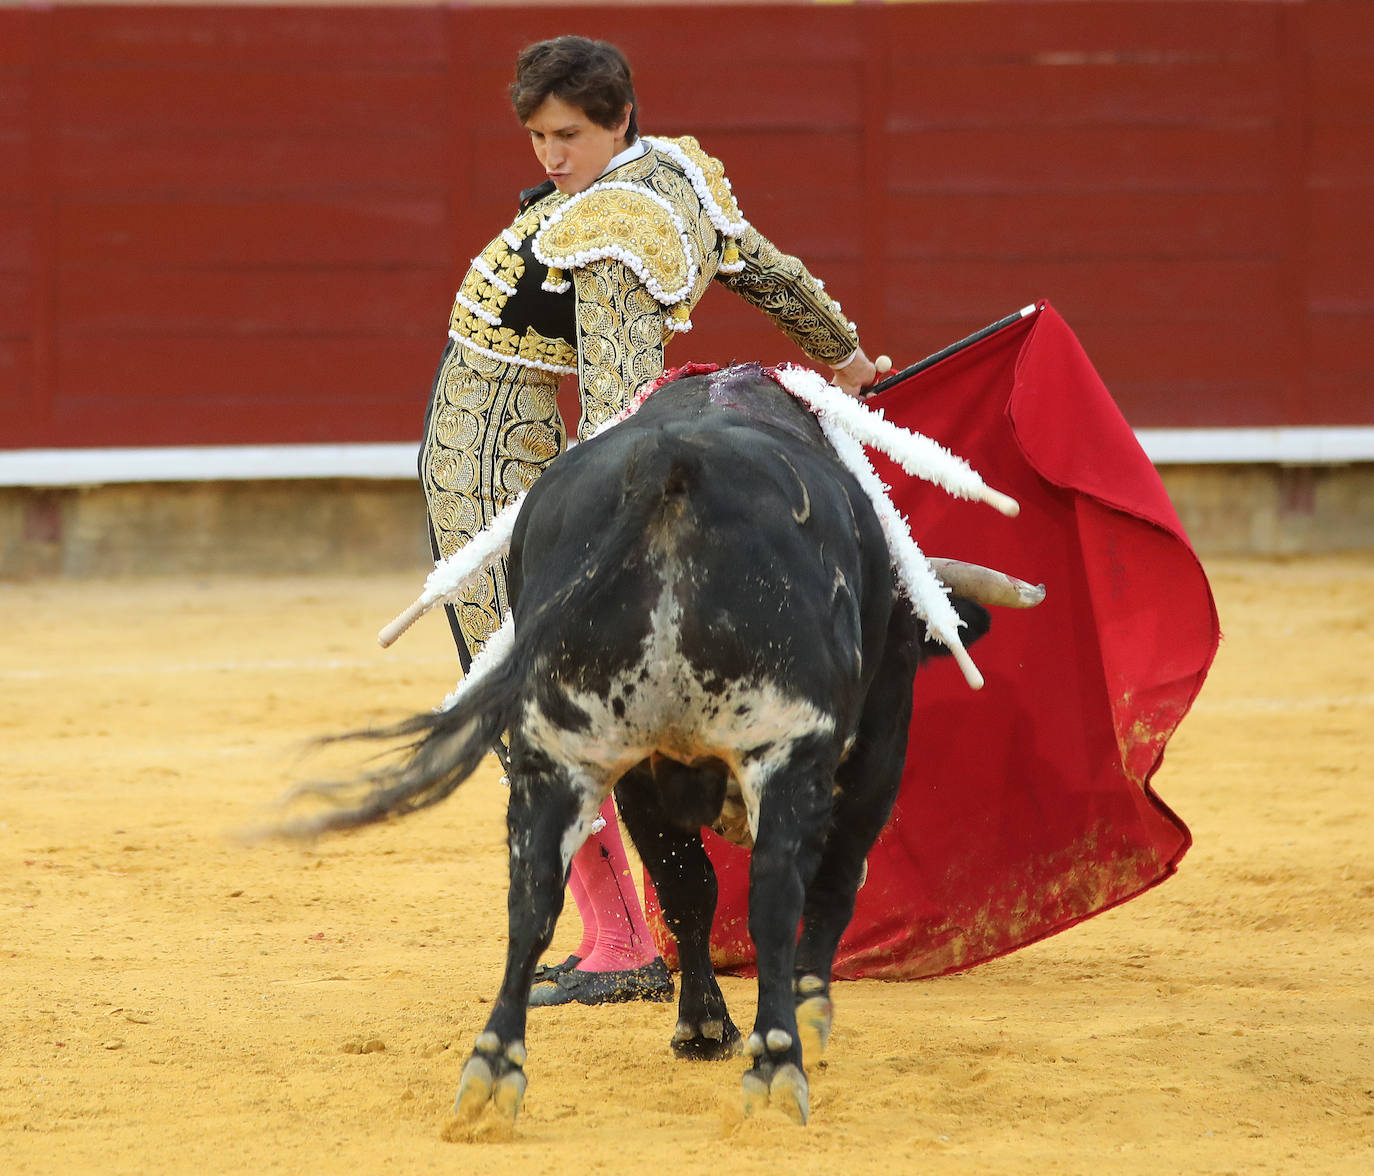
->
[565, 859, 596, 961]
[566, 795, 659, 972]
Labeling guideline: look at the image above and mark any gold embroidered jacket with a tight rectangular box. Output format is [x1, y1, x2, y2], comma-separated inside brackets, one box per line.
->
[444, 134, 861, 439]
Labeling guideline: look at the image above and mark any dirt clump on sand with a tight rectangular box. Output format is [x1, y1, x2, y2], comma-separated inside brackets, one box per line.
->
[2, 558, 1370, 1174]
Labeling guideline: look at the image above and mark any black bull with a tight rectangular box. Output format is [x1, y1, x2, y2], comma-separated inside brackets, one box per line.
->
[297, 363, 989, 1126]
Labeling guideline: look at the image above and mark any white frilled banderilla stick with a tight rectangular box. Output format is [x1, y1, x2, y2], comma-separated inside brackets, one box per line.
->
[377, 492, 526, 650]
[773, 362, 1020, 519]
[375, 390, 657, 651]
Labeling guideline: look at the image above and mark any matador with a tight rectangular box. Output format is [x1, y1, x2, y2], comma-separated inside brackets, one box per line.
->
[420, 133, 865, 667]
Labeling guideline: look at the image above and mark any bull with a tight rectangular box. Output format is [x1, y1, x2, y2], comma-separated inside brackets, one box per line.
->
[285, 362, 1037, 1129]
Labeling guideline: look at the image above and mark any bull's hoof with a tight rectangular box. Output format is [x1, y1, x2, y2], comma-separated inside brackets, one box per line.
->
[741, 1062, 810, 1125]
[741, 1027, 810, 1124]
[491, 1066, 528, 1119]
[794, 978, 834, 1069]
[670, 1014, 741, 1061]
[452, 1035, 528, 1128]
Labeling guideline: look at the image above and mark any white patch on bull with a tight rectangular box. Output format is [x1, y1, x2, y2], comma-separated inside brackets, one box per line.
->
[519, 553, 836, 834]
[552, 767, 611, 871]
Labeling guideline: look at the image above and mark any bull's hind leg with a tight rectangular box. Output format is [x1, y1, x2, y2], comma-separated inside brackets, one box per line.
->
[452, 756, 600, 1130]
[615, 763, 740, 1060]
[740, 739, 838, 1125]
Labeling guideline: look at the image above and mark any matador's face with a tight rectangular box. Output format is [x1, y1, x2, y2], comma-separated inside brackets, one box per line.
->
[524, 94, 632, 196]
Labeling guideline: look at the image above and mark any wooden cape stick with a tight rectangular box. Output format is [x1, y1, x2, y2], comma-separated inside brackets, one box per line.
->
[863, 303, 1041, 401]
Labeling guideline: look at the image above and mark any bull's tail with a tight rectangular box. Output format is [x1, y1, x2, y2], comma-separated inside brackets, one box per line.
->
[273, 637, 524, 840]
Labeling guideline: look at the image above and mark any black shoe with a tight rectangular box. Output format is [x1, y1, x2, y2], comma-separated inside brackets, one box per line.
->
[532, 954, 581, 985]
[527, 957, 674, 1007]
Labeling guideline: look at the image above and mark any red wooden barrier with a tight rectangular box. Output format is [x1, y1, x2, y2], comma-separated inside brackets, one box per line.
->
[0, 2, 1370, 450]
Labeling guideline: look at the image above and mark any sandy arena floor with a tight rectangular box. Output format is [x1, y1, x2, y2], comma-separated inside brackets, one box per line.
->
[2, 557, 1371, 1174]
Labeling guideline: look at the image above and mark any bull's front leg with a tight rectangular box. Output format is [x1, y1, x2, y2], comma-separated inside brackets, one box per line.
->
[739, 740, 836, 1125]
[793, 609, 918, 1070]
[450, 754, 600, 1132]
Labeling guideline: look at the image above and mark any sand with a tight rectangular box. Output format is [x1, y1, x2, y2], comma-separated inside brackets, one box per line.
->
[2, 556, 1370, 1174]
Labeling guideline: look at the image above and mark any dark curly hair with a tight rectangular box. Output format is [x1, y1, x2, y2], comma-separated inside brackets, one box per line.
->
[510, 36, 638, 141]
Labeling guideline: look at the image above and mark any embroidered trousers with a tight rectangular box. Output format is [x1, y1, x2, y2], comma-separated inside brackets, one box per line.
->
[420, 344, 566, 659]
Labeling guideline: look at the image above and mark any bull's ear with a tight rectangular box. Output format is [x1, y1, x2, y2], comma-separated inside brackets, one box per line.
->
[919, 597, 992, 660]
[951, 597, 992, 647]
[518, 179, 556, 211]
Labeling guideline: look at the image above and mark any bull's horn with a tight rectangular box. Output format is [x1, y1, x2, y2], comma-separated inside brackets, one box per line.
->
[927, 558, 1046, 609]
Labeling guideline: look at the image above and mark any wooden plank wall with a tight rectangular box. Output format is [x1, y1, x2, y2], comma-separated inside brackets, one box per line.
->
[0, 1, 1369, 450]
[1306, 1, 1374, 424]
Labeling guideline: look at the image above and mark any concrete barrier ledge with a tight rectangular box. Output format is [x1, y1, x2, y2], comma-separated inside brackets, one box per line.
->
[3, 463, 1373, 578]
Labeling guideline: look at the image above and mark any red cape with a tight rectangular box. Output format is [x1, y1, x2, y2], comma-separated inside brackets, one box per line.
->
[643, 302, 1218, 979]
